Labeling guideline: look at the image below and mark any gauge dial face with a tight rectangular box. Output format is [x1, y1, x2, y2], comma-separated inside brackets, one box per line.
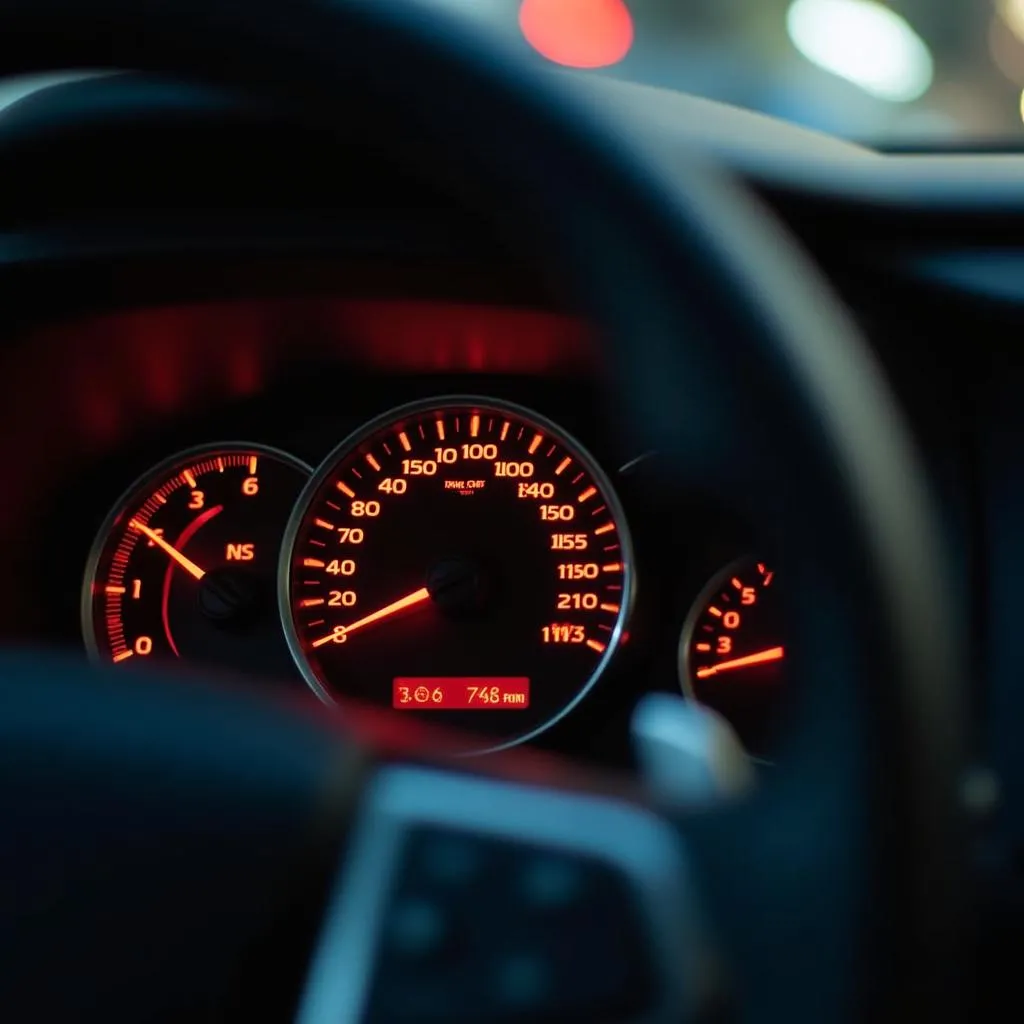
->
[281, 397, 634, 752]
[681, 559, 784, 758]
[83, 444, 310, 677]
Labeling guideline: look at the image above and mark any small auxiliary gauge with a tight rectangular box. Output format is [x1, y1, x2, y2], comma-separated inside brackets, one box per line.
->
[83, 443, 310, 678]
[680, 559, 784, 758]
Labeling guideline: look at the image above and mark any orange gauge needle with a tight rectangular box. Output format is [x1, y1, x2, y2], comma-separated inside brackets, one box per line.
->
[695, 646, 784, 679]
[130, 519, 206, 581]
[311, 586, 431, 648]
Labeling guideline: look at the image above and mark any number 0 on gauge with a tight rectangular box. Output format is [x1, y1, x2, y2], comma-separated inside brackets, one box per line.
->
[279, 397, 634, 752]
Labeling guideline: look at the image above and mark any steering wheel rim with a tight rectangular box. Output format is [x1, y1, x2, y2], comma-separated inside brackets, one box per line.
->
[0, 1, 966, 1020]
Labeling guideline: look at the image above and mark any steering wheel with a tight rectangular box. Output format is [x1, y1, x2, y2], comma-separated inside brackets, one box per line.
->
[0, 1, 966, 1021]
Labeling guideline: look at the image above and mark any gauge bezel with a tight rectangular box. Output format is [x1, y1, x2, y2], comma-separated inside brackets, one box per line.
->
[278, 395, 636, 755]
[81, 440, 312, 665]
[678, 555, 781, 763]
[677, 556, 755, 707]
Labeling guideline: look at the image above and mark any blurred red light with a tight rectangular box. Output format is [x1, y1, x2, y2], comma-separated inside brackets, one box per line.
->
[519, 0, 634, 69]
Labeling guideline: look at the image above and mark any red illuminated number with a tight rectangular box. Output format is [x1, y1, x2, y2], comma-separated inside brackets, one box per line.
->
[336, 528, 364, 544]
[467, 686, 502, 704]
[378, 478, 407, 494]
[351, 501, 380, 517]
[723, 611, 741, 629]
[242, 476, 259, 496]
[431, 688, 444, 703]
[134, 636, 153, 656]
[131, 578, 142, 599]
[717, 636, 732, 654]
[461, 443, 497, 460]
[557, 563, 598, 580]
[550, 533, 588, 550]
[397, 686, 411, 704]
[517, 482, 555, 499]
[741, 587, 756, 605]
[494, 461, 534, 478]
[542, 624, 586, 643]
[326, 559, 356, 576]
[557, 593, 598, 610]
[434, 447, 458, 464]
[188, 490, 204, 509]
[328, 590, 357, 607]
[402, 459, 437, 476]
[540, 505, 575, 521]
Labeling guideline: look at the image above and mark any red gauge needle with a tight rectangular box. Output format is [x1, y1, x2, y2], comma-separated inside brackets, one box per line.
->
[695, 646, 784, 679]
[130, 518, 207, 581]
[311, 586, 431, 648]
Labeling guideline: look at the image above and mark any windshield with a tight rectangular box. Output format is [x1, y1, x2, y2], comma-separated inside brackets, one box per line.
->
[463, 0, 1024, 147]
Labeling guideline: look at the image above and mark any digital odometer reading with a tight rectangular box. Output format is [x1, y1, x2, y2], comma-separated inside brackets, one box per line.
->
[392, 677, 530, 710]
[280, 397, 633, 752]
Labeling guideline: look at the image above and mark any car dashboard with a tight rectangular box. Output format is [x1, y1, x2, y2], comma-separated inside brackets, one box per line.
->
[0, 72, 1021, 983]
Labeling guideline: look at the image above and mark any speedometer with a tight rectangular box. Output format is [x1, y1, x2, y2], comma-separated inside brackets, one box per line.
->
[280, 397, 634, 752]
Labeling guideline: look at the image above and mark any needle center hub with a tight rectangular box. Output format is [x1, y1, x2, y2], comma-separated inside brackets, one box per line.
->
[426, 557, 487, 618]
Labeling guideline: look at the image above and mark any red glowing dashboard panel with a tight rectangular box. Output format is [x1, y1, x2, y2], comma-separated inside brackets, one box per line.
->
[393, 677, 531, 710]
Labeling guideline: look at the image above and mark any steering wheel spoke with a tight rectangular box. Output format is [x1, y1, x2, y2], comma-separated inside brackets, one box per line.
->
[299, 766, 698, 1024]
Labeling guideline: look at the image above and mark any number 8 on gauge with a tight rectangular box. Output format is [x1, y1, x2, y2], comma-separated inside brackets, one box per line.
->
[278, 397, 635, 753]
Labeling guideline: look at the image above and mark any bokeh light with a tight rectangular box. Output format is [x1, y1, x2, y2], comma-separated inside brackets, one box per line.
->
[786, 0, 933, 102]
[519, 0, 633, 70]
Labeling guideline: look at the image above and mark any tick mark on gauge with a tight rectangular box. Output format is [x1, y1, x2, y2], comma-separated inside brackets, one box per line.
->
[528, 433, 543, 454]
[113, 650, 134, 663]
[300, 598, 325, 608]
[594, 523, 615, 536]
[314, 518, 335, 530]
[578, 486, 597, 503]
[303, 558, 325, 568]
[399, 431, 412, 452]
[366, 454, 381, 471]
[336, 481, 355, 498]
[437, 419, 447, 440]
[586, 638, 606, 653]
[470, 413, 480, 437]
[555, 457, 571, 475]
[599, 602, 620, 613]
[183, 469, 197, 488]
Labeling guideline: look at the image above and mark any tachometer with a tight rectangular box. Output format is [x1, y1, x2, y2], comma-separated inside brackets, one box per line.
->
[680, 558, 784, 758]
[83, 443, 310, 677]
[280, 397, 634, 752]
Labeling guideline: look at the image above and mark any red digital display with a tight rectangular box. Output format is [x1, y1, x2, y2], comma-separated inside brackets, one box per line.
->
[393, 677, 530, 710]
